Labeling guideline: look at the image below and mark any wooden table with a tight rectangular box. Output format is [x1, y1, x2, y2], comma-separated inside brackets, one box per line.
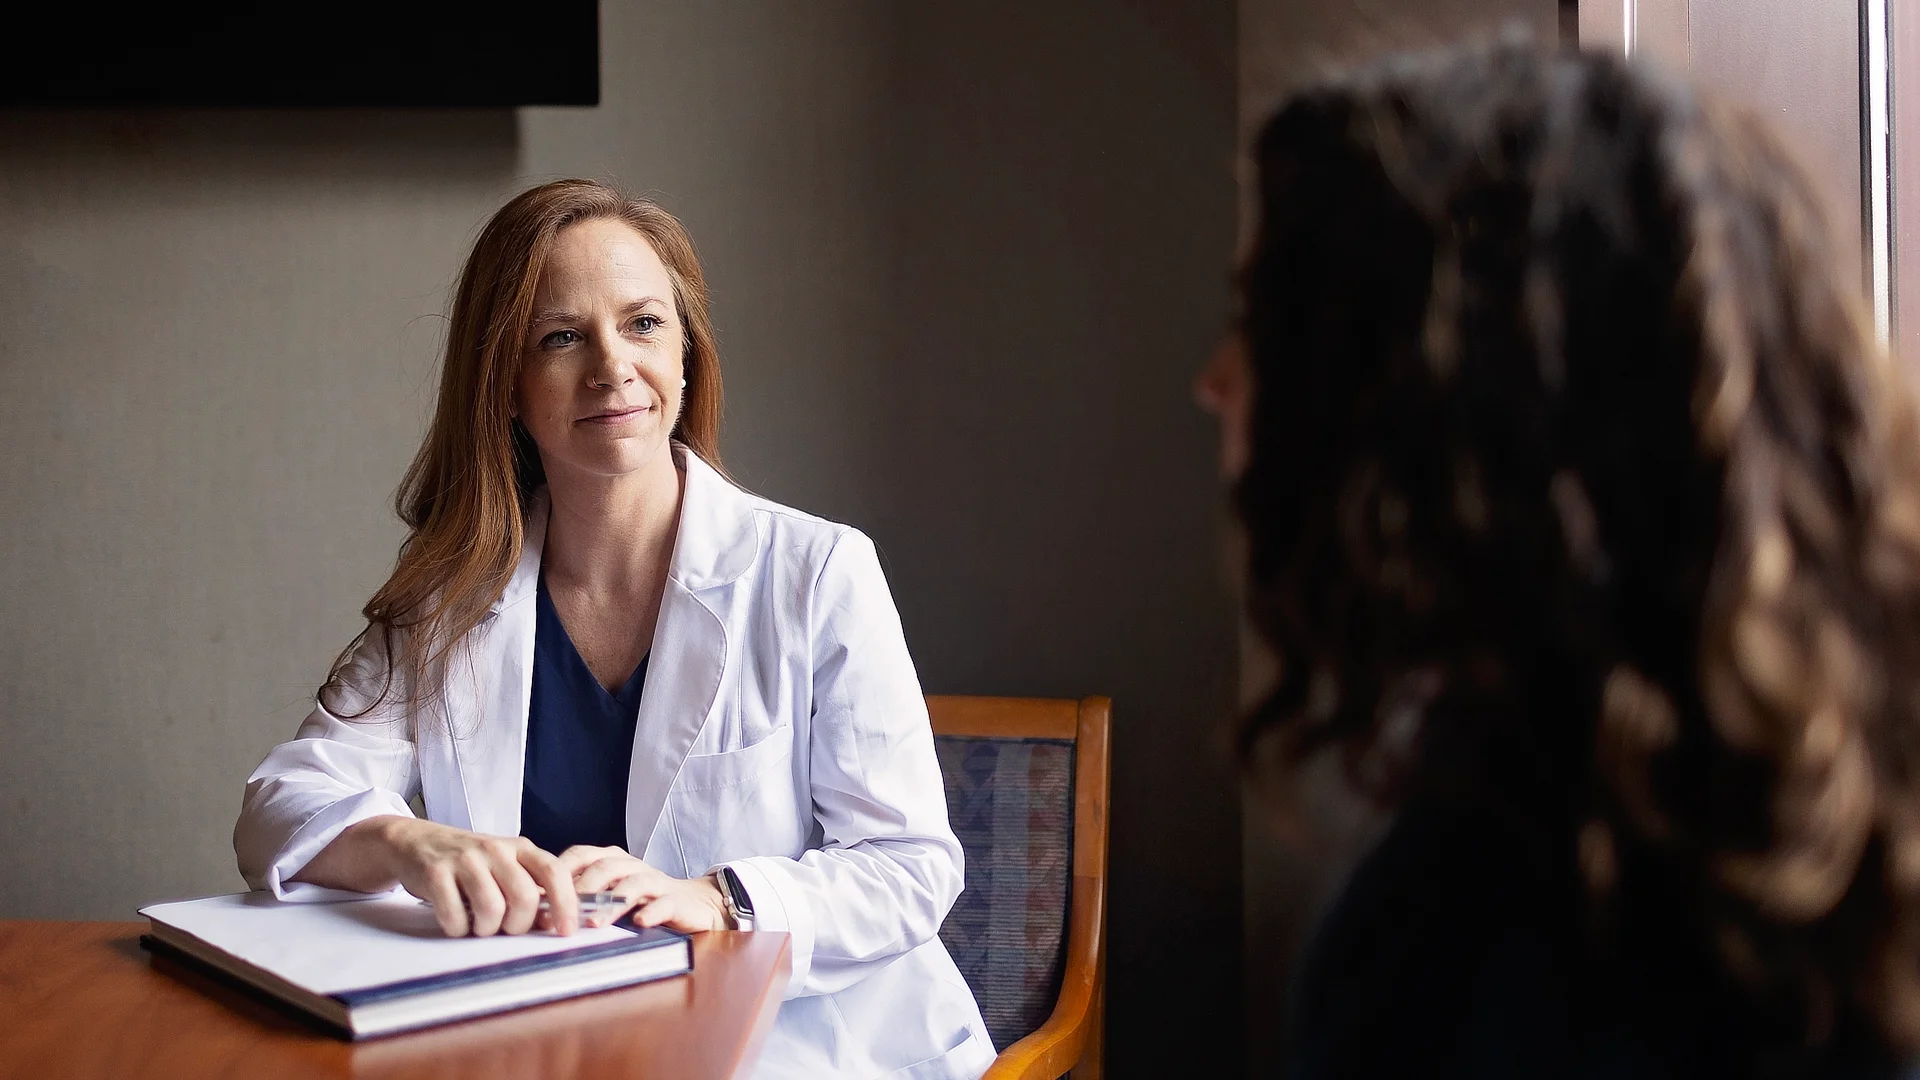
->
[0, 922, 789, 1080]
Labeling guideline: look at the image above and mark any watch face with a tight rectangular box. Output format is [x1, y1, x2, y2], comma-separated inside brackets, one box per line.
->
[721, 868, 754, 915]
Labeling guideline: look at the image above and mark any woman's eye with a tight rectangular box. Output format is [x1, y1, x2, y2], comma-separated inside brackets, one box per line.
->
[541, 329, 580, 348]
[633, 315, 661, 333]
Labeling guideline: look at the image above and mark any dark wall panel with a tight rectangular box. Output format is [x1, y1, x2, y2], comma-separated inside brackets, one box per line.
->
[873, 5, 1243, 1075]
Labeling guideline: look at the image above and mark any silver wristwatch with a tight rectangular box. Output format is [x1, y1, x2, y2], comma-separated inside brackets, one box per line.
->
[714, 866, 755, 931]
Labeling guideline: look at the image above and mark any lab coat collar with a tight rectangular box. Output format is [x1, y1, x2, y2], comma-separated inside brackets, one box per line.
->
[462, 441, 752, 848]
[488, 442, 756, 616]
[668, 444, 761, 592]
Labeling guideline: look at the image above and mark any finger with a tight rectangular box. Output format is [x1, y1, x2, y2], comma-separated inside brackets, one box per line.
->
[570, 859, 627, 895]
[633, 893, 678, 929]
[457, 850, 509, 937]
[555, 845, 619, 875]
[519, 842, 577, 935]
[634, 892, 715, 933]
[589, 883, 647, 929]
[422, 865, 469, 938]
[574, 858, 659, 896]
[489, 843, 545, 936]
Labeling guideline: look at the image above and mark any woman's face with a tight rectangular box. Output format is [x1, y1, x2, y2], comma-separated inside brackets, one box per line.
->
[1196, 332, 1253, 481]
[514, 218, 685, 485]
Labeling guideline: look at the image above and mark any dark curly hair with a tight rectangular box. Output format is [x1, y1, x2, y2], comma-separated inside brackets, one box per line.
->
[1237, 41, 1920, 1062]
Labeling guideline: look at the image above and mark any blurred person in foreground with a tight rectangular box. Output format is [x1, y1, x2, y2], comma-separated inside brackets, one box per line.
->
[1199, 40, 1920, 1078]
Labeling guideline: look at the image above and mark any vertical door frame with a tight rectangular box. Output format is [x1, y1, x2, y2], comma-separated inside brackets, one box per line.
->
[1573, 0, 1894, 347]
[1865, 0, 1894, 345]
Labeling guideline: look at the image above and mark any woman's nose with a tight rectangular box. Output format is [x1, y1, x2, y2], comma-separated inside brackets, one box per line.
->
[1199, 334, 1253, 479]
[1196, 335, 1245, 414]
[587, 340, 638, 389]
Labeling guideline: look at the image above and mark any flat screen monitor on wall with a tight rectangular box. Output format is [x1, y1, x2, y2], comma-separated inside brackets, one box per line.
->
[3, 0, 599, 106]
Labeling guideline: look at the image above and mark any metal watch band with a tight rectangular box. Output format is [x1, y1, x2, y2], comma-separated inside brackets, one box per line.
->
[715, 866, 754, 930]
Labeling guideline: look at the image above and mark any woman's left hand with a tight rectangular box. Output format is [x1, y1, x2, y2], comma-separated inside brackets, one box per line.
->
[552, 845, 731, 932]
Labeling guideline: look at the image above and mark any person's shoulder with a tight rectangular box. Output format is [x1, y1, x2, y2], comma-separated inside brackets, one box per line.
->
[683, 448, 884, 583]
[740, 489, 869, 567]
[740, 487, 851, 537]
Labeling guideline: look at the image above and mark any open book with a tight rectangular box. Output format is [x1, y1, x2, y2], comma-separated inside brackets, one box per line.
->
[140, 892, 692, 1039]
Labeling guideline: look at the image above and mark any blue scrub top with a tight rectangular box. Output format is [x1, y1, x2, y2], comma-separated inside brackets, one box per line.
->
[519, 572, 648, 856]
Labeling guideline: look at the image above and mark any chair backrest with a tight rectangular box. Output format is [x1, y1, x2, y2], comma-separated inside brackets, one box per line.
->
[928, 696, 1110, 1058]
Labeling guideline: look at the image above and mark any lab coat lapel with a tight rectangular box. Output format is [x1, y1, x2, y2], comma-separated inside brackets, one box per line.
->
[444, 490, 547, 838]
[625, 579, 724, 861]
[624, 447, 759, 858]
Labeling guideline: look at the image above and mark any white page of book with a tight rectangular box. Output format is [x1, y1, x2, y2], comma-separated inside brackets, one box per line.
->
[141, 892, 643, 995]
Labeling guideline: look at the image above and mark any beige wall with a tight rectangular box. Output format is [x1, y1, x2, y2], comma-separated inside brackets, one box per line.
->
[0, 5, 894, 920]
[0, 114, 511, 907]
[0, 2, 1242, 1073]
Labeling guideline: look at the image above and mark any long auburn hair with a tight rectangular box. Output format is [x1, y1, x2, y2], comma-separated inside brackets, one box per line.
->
[1238, 43, 1920, 1063]
[327, 179, 724, 717]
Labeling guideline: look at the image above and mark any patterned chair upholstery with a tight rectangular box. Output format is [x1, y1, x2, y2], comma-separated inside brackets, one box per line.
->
[935, 735, 1075, 1051]
[927, 696, 1110, 1080]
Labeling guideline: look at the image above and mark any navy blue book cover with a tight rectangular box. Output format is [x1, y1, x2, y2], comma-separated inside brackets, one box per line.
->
[140, 909, 692, 1032]
[330, 917, 691, 1006]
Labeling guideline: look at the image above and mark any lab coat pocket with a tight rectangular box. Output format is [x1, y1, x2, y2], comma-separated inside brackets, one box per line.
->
[669, 723, 807, 870]
[886, 1028, 992, 1080]
[674, 722, 795, 792]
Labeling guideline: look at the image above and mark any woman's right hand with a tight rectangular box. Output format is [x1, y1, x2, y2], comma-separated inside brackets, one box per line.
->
[293, 815, 580, 938]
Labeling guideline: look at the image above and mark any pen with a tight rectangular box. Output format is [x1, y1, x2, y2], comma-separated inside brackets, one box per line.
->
[418, 891, 629, 919]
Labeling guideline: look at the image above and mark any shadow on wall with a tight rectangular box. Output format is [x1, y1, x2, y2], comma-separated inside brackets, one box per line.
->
[864, 4, 1244, 1077]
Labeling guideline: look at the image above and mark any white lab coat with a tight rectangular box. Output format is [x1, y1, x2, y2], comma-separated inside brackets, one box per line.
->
[234, 446, 994, 1080]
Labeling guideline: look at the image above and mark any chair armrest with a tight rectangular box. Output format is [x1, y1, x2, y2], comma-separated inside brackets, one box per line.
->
[981, 875, 1105, 1080]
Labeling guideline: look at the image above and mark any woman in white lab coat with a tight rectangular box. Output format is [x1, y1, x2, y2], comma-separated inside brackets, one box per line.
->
[233, 179, 993, 1080]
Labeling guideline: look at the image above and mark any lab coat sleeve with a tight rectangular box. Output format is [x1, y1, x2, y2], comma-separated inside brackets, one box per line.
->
[722, 529, 964, 999]
[233, 627, 421, 901]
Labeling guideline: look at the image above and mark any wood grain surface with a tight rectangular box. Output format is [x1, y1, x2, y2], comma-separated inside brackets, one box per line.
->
[0, 921, 788, 1080]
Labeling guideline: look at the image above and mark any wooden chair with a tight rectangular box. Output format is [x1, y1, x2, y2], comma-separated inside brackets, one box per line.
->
[927, 695, 1110, 1080]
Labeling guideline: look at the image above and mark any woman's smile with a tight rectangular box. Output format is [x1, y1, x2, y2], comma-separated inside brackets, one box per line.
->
[576, 403, 653, 426]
